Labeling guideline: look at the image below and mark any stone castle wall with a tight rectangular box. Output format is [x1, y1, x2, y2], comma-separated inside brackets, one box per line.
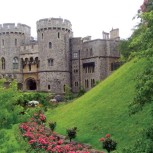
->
[37, 18, 72, 92]
[0, 18, 120, 93]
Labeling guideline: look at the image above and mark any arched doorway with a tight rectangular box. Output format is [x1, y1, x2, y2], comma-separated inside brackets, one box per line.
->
[26, 78, 37, 90]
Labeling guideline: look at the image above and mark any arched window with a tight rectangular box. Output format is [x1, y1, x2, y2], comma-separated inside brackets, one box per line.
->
[13, 57, 19, 69]
[1, 57, 5, 70]
[49, 42, 52, 49]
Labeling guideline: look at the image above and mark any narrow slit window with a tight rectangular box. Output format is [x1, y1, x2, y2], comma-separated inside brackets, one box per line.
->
[2, 39, 4, 46]
[1, 57, 5, 70]
[49, 42, 52, 49]
[15, 39, 17, 46]
[58, 32, 60, 38]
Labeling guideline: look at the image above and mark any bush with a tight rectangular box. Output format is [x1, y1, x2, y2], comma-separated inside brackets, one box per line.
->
[99, 134, 117, 153]
[66, 127, 77, 142]
[49, 121, 56, 132]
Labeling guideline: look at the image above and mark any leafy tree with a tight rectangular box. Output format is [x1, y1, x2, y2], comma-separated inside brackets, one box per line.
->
[127, 1, 153, 152]
[118, 39, 131, 60]
[64, 85, 73, 101]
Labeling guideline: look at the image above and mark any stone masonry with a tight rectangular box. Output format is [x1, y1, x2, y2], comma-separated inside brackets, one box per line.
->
[0, 18, 120, 94]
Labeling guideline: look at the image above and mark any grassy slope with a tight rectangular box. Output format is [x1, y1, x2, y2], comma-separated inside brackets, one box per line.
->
[46, 59, 152, 151]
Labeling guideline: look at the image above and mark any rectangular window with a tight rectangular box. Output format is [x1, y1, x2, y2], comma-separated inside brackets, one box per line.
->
[90, 48, 93, 56]
[13, 63, 18, 69]
[48, 59, 54, 66]
[48, 85, 51, 90]
[29, 64, 31, 71]
[73, 52, 78, 58]
[75, 82, 79, 87]
[85, 79, 89, 88]
[74, 69, 78, 73]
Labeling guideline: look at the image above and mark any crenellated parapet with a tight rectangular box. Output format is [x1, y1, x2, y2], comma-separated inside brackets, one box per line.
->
[0, 23, 31, 35]
[37, 18, 72, 32]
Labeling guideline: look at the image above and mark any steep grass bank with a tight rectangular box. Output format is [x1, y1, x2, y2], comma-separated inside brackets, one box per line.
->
[46, 59, 152, 151]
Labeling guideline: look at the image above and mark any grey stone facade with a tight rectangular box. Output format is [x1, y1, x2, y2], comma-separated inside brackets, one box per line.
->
[0, 18, 120, 94]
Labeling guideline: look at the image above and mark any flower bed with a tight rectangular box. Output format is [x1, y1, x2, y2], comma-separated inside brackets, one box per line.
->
[19, 111, 103, 153]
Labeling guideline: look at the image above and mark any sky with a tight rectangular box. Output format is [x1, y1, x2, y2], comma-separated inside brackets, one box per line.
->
[0, 0, 143, 40]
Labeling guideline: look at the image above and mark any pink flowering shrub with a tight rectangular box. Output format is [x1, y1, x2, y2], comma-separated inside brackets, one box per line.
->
[32, 110, 46, 124]
[19, 111, 103, 153]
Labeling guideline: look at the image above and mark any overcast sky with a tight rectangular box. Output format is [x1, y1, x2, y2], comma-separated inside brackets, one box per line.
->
[0, 0, 143, 39]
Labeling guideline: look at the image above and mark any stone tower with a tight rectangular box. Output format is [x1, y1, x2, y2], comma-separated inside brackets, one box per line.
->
[0, 23, 31, 81]
[37, 18, 73, 93]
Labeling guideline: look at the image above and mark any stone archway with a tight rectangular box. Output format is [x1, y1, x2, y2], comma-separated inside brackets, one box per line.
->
[26, 78, 37, 90]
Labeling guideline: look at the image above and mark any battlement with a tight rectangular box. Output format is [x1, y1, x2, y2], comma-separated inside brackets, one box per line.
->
[37, 17, 72, 32]
[0, 23, 31, 35]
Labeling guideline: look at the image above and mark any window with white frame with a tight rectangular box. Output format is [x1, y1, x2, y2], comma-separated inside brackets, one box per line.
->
[73, 52, 78, 58]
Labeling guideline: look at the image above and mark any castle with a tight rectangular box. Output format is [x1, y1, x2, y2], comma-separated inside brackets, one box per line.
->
[0, 17, 120, 93]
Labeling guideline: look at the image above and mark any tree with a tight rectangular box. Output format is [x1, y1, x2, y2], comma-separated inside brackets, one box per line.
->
[64, 85, 73, 101]
[126, 1, 153, 152]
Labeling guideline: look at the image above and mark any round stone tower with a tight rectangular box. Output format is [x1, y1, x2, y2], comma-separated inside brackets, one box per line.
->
[0, 23, 31, 80]
[37, 17, 73, 93]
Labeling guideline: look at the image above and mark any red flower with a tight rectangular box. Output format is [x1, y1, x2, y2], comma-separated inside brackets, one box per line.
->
[99, 137, 105, 142]
[105, 134, 110, 138]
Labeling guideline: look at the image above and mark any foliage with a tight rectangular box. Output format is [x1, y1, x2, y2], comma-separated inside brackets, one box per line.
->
[32, 110, 46, 124]
[66, 127, 77, 142]
[46, 59, 152, 151]
[129, 60, 153, 114]
[77, 86, 86, 97]
[140, 0, 153, 13]
[15, 92, 48, 107]
[64, 84, 74, 101]
[99, 134, 117, 153]
[123, 138, 153, 153]
[48, 121, 56, 132]
[19, 114, 91, 152]
[125, 1, 153, 152]
[0, 79, 50, 152]
[118, 39, 132, 60]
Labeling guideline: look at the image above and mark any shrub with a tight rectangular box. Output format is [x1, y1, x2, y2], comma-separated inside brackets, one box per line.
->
[99, 134, 117, 153]
[66, 127, 77, 142]
[48, 121, 56, 132]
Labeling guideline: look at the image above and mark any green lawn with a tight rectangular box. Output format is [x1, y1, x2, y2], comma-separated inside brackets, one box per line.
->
[46, 58, 152, 152]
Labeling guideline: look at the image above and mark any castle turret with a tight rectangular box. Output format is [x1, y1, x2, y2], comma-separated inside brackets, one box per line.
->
[37, 17, 73, 93]
[0, 23, 31, 80]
